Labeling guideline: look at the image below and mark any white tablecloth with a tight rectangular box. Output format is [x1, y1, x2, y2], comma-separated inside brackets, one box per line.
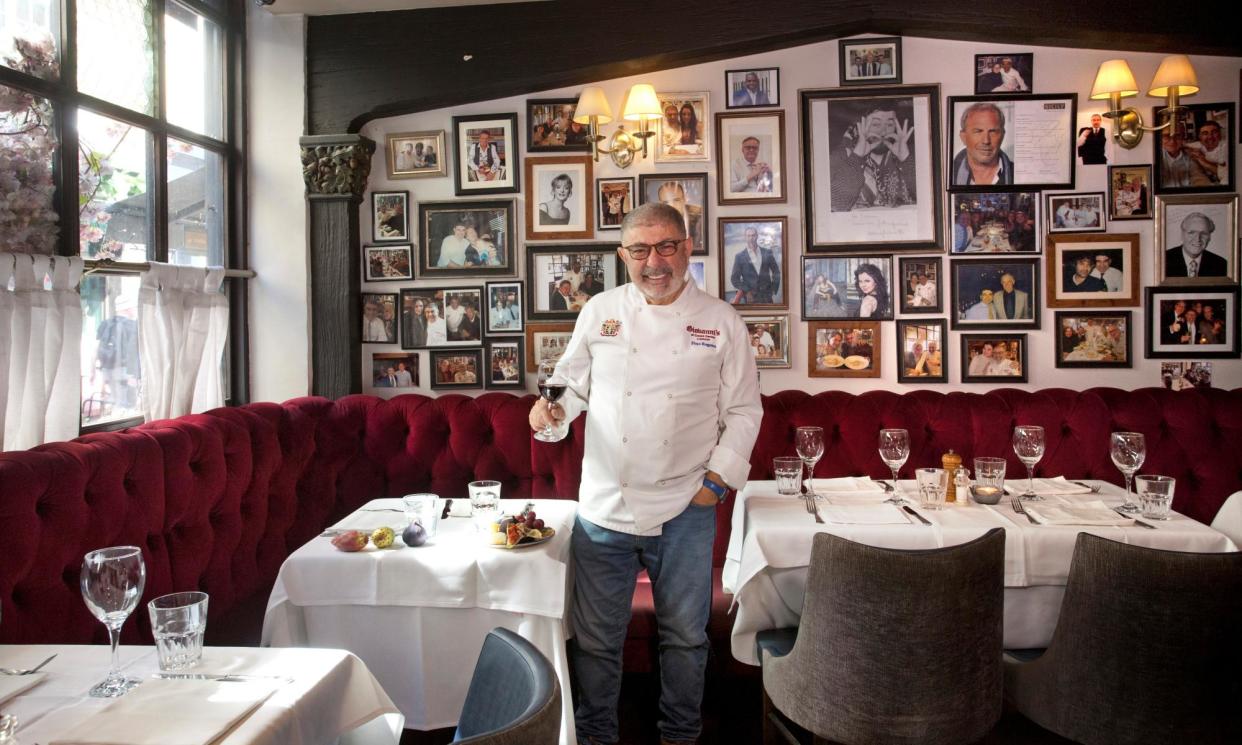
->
[263, 498, 576, 744]
[723, 479, 1238, 663]
[0, 644, 402, 745]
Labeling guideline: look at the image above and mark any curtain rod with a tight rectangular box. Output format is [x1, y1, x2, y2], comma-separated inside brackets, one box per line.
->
[82, 258, 257, 279]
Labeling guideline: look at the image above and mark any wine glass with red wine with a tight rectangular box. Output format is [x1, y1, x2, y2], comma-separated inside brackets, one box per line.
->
[535, 360, 568, 442]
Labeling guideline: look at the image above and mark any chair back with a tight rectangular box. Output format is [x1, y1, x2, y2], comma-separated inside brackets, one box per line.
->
[1210, 490, 1242, 548]
[454, 627, 561, 744]
[763, 528, 1005, 745]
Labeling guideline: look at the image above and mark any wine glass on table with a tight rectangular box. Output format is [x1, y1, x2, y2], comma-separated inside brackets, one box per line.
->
[534, 360, 568, 443]
[1012, 425, 1046, 501]
[81, 546, 147, 697]
[1110, 431, 1146, 513]
[795, 426, 825, 501]
[878, 428, 910, 505]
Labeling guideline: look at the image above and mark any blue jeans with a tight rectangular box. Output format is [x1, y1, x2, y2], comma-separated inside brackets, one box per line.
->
[570, 503, 716, 744]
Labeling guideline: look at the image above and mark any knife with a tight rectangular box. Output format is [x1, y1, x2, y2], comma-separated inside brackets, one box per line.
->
[153, 672, 292, 684]
[902, 505, 932, 526]
[1114, 508, 1157, 529]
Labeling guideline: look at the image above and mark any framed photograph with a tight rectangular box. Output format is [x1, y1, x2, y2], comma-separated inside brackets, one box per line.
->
[370, 352, 419, 390]
[638, 173, 709, 255]
[898, 257, 942, 314]
[950, 258, 1041, 329]
[688, 259, 711, 294]
[1108, 165, 1153, 220]
[896, 319, 948, 383]
[417, 200, 514, 278]
[525, 156, 593, 240]
[399, 287, 485, 349]
[429, 349, 483, 390]
[715, 110, 785, 204]
[597, 177, 634, 231]
[452, 113, 519, 196]
[526, 243, 623, 321]
[386, 131, 446, 179]
[371, 191, 409, 242]
[1161, 361, 1213, 390]
[719, 217, 787, 310]
[1046, 233, 1141, 308]
[362, 292, 398, 344]
[526, 98, 589, 152]
[947, 94, 1077, 191]
[949, 192, 1040, 253]
[726, 68, 779, 109]
[1076, 111, 1113, 167]
[1047, 192, 1106, 234]
[525, 322, 575, 372]
[742, 314, 791, 369]
[1144, 286, 1239, 358]
[800, 85, 943, 253]
[801, 256, 894, 321]
[839, 37, 902, 86]
[961, 334, 1028, 383]
[655, 91, 710, 163]
[1054, 311, 1132, 368]
[809, 321, 881, 378]
[484, 339, 525, 389]
[364, 244, 413, 282]
[973, 54, 1033, 95]
[484, 281, 523, 335]
[1154, 194, 1238, 285]
[1152, 102, 1234, 194]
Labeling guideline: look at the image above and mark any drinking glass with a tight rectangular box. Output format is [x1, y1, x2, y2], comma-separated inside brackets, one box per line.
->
[972, 457, 1007, 505]
[1012, 425, 1046, 501]
[878, 428, 910, 505]
[1136, 475, 1175, 520]
[915, 468, 948, 511]
[147, 591, 208, 671]
[795, 427, 825, 501]
[81, 546, 147, 697]
[468, 480, 501, 533]
[773, 457, 803, 496]
[534, 361, 569, 443]
[1110, 432, 1147, 513]
[403, 493, 441, 538]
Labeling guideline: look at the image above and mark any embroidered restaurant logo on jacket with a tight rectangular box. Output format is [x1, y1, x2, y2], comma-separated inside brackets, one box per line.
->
[686, 325, 720, 349]
[600, 319, 621, 336]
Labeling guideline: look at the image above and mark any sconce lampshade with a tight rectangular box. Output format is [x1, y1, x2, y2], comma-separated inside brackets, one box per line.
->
[574, 86, 613, 125]
[622, 84, 662, 121]
[1148, 54, 1199, 98]
[1090, 59, 1139, 100]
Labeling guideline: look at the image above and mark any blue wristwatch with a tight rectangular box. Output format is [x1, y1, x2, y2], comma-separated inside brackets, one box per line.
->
[702, 477, 729, 503]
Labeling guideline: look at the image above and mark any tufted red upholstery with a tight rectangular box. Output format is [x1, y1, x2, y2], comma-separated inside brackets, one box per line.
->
[3, 388, 1239, 669]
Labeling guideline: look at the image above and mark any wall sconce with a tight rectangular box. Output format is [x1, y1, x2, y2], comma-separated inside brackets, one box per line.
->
[574, 84, 662, 168]
[1090, 55, 1199, 149]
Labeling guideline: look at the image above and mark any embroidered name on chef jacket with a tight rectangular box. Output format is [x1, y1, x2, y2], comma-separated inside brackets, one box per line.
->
[600, 319, 622, 336]
[686, 324, 720, 350]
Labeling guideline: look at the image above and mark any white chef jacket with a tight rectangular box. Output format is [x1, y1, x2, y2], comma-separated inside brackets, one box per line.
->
[554, 280, 762, 535]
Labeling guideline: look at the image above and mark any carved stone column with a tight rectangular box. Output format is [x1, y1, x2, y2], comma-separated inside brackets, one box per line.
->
[300, 134, 375, 398]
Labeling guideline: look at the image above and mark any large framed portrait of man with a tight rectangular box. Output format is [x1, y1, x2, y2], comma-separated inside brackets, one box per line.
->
[417, 200, 515, 279]
[452, 113, 519, 196]
[800, 85, 943, 253]
[947, 94, 1077, 191]
[1151, 102, 1234, 195]
[638, 173, 708, 255]
[715, 111, 786, 205]
[655, 91, 710, 163]
[1154, 194, 1239, 286]
[950, 257, 1041, 330]
[526, 243, 624, 321]
[718, 217, 787, 310]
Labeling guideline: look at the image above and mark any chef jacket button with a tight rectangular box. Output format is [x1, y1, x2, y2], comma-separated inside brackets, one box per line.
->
[622, 481, 629, 487]
[672, 350, 678, 355]
[626, 391, 632, 396]
[623, 436, 629, 443]
[632, 347, 638, 354]
[666, 393, 672, 399]
[662, 439, 669, 446]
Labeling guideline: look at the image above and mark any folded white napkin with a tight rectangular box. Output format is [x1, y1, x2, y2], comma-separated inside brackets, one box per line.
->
[811, 477, 887, 493]
[818, 504, 911, 525]
[1023, 500, 1134, 527]
[1005, 477, 1094, 496]
[0, 672, 46, 706]
[50, 679, 277, 745]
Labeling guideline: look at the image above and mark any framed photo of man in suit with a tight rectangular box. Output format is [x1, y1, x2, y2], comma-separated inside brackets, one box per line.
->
[950, 258, 1041, 330]
[839, 37, 902, 86]
[725, 68, 780, 109]
[1144, 286, 1239, 358]
[715, 111, 786, 204]
[1154, 194, 1238, 286]
[525, 243, 624, 321]
[719, 217, 787, 310]
[452, 113, 519, 196]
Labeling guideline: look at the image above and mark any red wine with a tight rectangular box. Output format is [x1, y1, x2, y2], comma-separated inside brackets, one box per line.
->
[539, 383, 567, 403]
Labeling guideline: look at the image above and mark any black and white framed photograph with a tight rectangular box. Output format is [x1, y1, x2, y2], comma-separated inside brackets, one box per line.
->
[1047, 192, 1106, 234]
[656, 91, 710, 163]
[526, 244, 623, 321]
[720, 217, 787, 310]
[1108, 165, 1153, 220]
[1154, 193, 1239, 285]
[1055, 311, 1132, 368]
[417, 200, 514, 278]
[527, 98, 589, 152]
[370, 352, 419, 390]
[950, 258, 1041, 329]
[362, 292, 398, 344]
[524, 322, 575, 372]
[897, 319, 948, 383]
[386, 131, 446, 179]
[638, 173, 708, 255]
[801, 255, 895, 320]
[726, 68, 779, 109]
[961, 333, 1028, 382]
[947, 94, 1077, 191]
[372, 191, 409, 242]
[1152, 102, 1234, 195]
[1144, 286, 1239, 358]
[1076, 111, 1112, 166]
[484, 339, 525, 389]
[742, 314, 791, 369]
[364, 244, 413, 282]
[430, 349, 483, 390]
[399, 287, 485, 349]
[801, 84, 942, 253]
[950, 192, 1039, 253]
[485, 281, 523, 335]
[715, 110, 785, 204]
[525, 155, 593, 240]
[452, 113, 519, 196]
[839, 37, 902, 86]
[898, 256, 942, 313]
[1046, 233, 1140, 308]
[597, 177, 634, 231]
[973, 53, 1033, 94]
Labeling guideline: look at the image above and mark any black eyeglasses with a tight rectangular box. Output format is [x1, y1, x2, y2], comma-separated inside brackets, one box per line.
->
[620, 239, 685, 260]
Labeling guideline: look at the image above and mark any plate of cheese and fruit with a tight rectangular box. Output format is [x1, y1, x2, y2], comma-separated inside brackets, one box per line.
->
[489, 506, 557, 549]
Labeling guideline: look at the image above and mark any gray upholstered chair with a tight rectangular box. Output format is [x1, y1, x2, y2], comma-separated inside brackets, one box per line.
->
[759, 528, 1005, 745]
[454, 627, 561, 744]
[1004, 533, 1242, 745]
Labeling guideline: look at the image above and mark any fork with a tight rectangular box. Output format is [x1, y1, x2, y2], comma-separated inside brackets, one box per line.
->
[1010, 498, 1039, 524]
[0, 653, 56, 676]
[809, 498, 825, 524]
[1071, 480, 1103, 494]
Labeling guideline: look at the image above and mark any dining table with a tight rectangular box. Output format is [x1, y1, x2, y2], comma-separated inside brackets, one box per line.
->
[723, 477, 1239, 665]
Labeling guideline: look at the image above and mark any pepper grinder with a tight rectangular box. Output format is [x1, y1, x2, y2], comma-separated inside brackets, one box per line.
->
[941, 450, 962, 503]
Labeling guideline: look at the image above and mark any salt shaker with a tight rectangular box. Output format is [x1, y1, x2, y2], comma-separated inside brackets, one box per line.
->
[955, 467, 973, 505]
[941, 450, 962, 503]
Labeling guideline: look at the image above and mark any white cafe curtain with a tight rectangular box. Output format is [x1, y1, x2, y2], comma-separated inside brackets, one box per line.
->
[138, 262, 228, 421]
[1, 252, 84, 451]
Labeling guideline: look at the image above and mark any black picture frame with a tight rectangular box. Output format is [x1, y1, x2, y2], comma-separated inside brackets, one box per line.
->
[452, 112, 520, 196]
[1053, 310, 1133, 368]
[960, 333, 1029, 383]
[719, 217, 788, 311]
[429, 349, 484, 390]
[369, 351, 420, 391]
[526, 98, 590, 153]
[417, 200, 515, 279]
[526, 243, 625, 321]
[1107, 165, 1153, 221]
[361, 292, 398, 344]
[838, 37, 902, 86]
[484, 280, 524, 335]
[949, 191, 1041, 254]
[1151, 102, 1235, 195]
[399, 286, 485, 349]
[896, 319, 948, 383]
[363, 244, 413, 282]
[972, 54, 1034, 95]
[596, 177, 634, 231]
[484, 338, 526, 390]
[947, 93, 1077, 192]
[800, 255, 895, 321]
[1144, 285, 1240, 359]
[371, 191, 409, 242]
[1046, 192, 1107, 234]
[725, 67, 780, 109]
[897, 256, 943, 314]
[637, 172, 709, 255]
[950, 257, 1041, 330]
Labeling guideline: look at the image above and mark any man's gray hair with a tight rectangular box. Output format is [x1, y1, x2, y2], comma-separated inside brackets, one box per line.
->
[959, 102, 1006, 132]
[1181, 211, 1216, 233]
[621, 202, 687, 239]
